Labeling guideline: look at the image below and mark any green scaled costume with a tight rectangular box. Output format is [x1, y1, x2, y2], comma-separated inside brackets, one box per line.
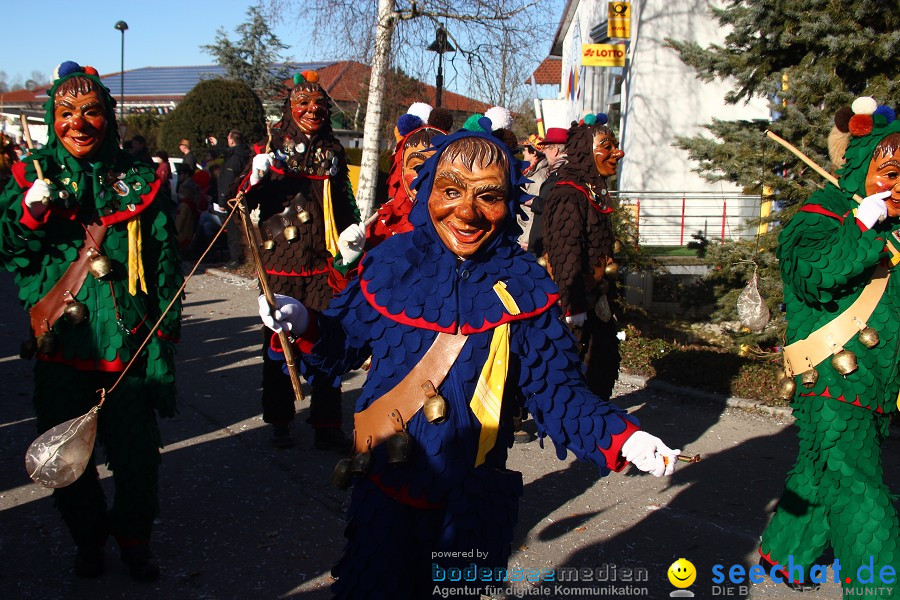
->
[759, 107, 900, 598]
[0, 63, 182, 550]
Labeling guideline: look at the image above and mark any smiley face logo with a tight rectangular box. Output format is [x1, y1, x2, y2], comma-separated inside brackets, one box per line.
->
[668, 558, 696, 588]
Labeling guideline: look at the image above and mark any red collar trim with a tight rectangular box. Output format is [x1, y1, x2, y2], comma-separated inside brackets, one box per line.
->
[359, 273, 457, 333]
[558, 181, 613, 214]
[99, 176, 162, 226]
[460, 292, 559, 334]
[265, 265, 331, 277]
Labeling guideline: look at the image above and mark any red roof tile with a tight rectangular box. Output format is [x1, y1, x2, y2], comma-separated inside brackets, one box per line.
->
[529, 57, 561, 85]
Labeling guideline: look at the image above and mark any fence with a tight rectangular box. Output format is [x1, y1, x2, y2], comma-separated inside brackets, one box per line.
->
[612, 191, 765, 247]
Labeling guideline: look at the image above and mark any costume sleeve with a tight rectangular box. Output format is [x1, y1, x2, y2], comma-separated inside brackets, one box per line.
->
[516, 309, 639, 474]
[543, 184, 587, 315]
[779, 207, 885, 305]
[0, 162, 50, 269]
[269, 278, 374, 381]
[145, 198, 184, 341]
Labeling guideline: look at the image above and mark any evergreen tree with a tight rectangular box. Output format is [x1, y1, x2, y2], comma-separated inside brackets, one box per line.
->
[201, 5, 291, 103]
[159, 79, 266, 154]
[666, 1, 899, 345]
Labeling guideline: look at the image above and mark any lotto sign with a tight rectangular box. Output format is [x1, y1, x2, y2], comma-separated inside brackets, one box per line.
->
[608, 2, 631, 39]
[582, 44, 627, 67]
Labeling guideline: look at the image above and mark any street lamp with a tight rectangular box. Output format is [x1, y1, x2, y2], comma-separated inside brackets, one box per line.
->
[114, 20, 128, 125]
[427, 25, 454, 108]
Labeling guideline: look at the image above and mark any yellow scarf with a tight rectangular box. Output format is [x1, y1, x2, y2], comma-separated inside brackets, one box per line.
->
[323, 178, 340, 257]
[127, 217, 146, 295]
[469, 282, 520, 466]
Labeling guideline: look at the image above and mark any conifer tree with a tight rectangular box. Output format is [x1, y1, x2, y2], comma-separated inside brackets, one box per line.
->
[202, 5, 291, 104]
[666, 1, 898, 346]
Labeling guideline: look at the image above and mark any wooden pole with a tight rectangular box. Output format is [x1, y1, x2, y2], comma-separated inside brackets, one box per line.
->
[235, 191, 305, 403]
[235, 125, 305, 403]
[765, 130, 863, 204]
[19, 115, 47, 204]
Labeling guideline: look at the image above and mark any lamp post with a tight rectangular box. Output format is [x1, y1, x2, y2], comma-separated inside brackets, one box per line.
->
[427, 25, 454, 108]
[114, 20, 128, 125]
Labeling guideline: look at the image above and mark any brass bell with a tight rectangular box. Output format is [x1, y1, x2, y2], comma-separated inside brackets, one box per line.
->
[331, 458, 353, 490]
[36, 331, 58, 354]
[777, 376, 797, 401]
[350, 451, 372, 476]
[263, 240, 275, 251]
[423, 394, 448, 424]
[297, 209, 311, 224]
[537, 256, 548, 268]
[283, 225, 299, 242]
[831, 349, 858, 376]
[19, 338, 37, 360]
[858, 327, 879, 349]
[386, 430, 411, 464]
[604, 261, 619, 278]
[63, 301, 89, 325]
[88, 254, 113, 279]
[800, 368, 819, 389]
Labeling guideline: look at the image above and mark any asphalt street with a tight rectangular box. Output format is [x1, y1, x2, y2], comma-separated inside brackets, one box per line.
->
[1, 267, 897, 600]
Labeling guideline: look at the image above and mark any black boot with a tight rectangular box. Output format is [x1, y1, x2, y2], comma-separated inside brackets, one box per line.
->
[314, 428, 353, 453]
[74, 544, 105, 578]
[270, 423, 295, 449]
[120, 543, 160, 582]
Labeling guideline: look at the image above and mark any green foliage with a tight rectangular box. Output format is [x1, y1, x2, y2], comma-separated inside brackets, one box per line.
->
[121, 113, 165, 153]
[666, 0, 898, 347]
[158, 79, 266, 154]
[201, 5, 291, 103]
[687, 231, 709, 258]
[619, 324, 785, 406]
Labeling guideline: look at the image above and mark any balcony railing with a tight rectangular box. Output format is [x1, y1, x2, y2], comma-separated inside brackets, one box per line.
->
[612, 190, 765, 247]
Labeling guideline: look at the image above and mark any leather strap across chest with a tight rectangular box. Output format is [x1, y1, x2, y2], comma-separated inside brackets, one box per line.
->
[30, 222, 108, 337]
[353, 331, 468, 454]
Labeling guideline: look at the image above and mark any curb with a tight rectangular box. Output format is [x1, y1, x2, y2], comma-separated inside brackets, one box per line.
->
[617, 373, 795, 422]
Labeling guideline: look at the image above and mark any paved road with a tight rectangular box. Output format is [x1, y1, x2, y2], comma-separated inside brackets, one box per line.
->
[1, 268, 897, 599]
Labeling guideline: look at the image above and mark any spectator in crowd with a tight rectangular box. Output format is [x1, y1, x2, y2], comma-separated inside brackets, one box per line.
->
[209, 129, 249, 268]
[528, 127, 567, 257]
[517, 133, 549, 250]
[127, 135, 153, 165]
[178, 138, 197, 172]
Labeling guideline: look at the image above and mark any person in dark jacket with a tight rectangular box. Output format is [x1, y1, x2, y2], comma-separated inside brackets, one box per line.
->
[209, 129, 249, 267]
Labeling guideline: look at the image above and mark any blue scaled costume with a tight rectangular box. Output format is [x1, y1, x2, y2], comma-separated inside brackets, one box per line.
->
[270, 128, 641, 599]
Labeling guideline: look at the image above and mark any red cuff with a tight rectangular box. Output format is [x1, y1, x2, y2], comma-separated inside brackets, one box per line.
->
[598, 419, 640, 473]
[19, 194, 51, 230]
[856, 217, 870, 232]
[157, 330, 179, 343]
[268, 310, 320, 355]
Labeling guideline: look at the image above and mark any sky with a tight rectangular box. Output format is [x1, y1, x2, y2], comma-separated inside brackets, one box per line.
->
[1, 0, 562, 102]
[0, 1, 331, 86]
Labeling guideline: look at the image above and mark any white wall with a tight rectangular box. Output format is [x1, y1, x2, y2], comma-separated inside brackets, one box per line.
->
[548, 0, 770, 197]
[618, 0, 769, 193]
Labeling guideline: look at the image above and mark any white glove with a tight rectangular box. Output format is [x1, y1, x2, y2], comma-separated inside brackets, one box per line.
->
[337, 223, 366, 264]
[249, 153, 274, 186]
[565, 312, 587, 328]
[24, 180, 51, 219]
[621, 431, 680, 477]
[856, 190, 891, 228]
[258, 294, 308, 335]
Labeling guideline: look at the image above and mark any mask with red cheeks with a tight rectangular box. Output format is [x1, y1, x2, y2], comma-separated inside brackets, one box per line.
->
[53, 90, 108, 160]
[866, 148, 900, 217]
[290, 88, 328, 134]
[593, 131, 624, 177]
[428, 158, 508, 258]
